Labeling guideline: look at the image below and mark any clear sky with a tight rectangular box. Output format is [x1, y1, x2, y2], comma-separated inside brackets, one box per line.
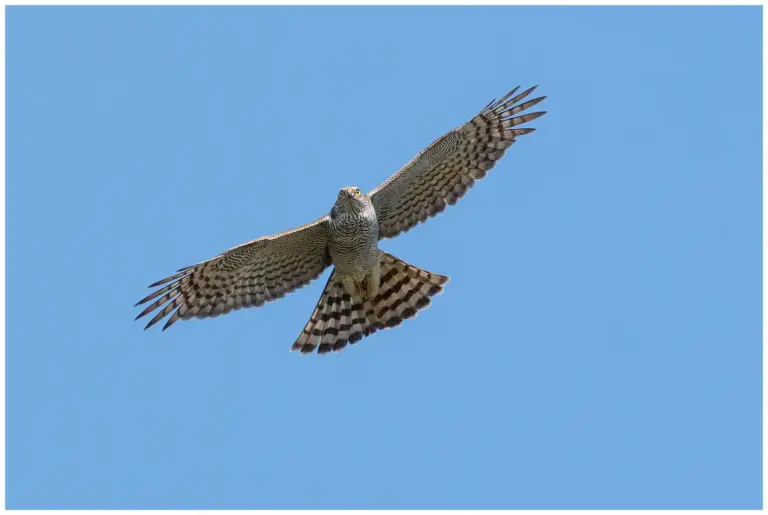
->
[6, 5, 761, 510]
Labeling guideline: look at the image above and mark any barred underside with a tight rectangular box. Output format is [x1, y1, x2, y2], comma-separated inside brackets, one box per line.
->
[292, 251, 449, 355]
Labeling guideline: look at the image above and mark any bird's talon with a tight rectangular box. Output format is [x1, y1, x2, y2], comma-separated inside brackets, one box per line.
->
[356, 281, 367, 300]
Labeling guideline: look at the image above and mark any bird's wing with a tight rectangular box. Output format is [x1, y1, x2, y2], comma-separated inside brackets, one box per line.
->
[369, 85, 546, 239]
[135, 216, 332, 330]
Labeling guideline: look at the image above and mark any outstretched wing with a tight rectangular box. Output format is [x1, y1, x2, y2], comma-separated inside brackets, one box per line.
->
[369, 85, 546, 239]
[135, 217, 332, 331]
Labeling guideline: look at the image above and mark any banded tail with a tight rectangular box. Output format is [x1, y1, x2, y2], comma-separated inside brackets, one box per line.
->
[292, 251, 449, 355]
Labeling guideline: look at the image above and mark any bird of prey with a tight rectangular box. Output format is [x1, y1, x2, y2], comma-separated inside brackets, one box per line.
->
[136, 85, 546, 354]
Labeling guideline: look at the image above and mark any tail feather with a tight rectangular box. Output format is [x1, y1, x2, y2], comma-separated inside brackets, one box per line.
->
[291, 251, 449, 355]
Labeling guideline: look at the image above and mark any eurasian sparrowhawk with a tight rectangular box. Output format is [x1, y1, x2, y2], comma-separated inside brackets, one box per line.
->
[135, 85, 547, 354]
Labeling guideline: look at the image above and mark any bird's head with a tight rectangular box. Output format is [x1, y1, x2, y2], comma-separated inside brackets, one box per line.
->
[332, 186, 370, 216]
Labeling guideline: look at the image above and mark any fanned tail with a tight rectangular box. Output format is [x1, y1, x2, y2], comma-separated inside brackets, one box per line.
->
[291, 251, 449, 355]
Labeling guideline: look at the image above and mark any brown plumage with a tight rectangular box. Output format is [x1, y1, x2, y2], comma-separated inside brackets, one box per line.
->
[135, 85, 546, 354]
[292, 251, 449, 355]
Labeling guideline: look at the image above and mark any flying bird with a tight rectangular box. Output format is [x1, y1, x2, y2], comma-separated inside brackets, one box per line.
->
[136, 85, 547, 354]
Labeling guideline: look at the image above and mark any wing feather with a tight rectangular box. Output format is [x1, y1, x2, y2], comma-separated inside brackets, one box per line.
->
[369, 85, 546, 239]
[135, 217, 332, 330]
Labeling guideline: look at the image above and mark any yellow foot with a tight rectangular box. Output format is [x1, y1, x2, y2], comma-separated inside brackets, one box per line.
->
[355, 280, 368, 300]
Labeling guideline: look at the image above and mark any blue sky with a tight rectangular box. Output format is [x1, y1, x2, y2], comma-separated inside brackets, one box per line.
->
[6, 6, 761, 510]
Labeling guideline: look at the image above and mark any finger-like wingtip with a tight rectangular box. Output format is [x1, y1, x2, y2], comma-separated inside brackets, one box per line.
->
[162, 315, 180, 331]
[520, 85, 538, 97]
[498, 86, 520, 101]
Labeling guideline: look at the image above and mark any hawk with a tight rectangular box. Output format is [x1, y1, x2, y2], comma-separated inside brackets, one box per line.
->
[136, 85, 547, 354]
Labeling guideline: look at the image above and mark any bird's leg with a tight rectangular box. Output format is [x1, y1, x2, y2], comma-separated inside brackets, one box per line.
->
[355, 279, 368, 300]
[342, 274, 375, 301]
[367, 264, 380, 301]
[341, 276, 359, 299]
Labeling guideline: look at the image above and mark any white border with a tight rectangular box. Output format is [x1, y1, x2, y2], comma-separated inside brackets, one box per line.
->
[1, 0, 766, 5]
[1, 1, 763, 514]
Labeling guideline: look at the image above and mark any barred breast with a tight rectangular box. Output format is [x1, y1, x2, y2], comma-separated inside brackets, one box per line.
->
[328, 209, 380, 280]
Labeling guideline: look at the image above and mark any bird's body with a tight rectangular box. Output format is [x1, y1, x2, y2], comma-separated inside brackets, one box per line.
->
[327, 187, 381, 297]
[136, 85, 547, 354]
